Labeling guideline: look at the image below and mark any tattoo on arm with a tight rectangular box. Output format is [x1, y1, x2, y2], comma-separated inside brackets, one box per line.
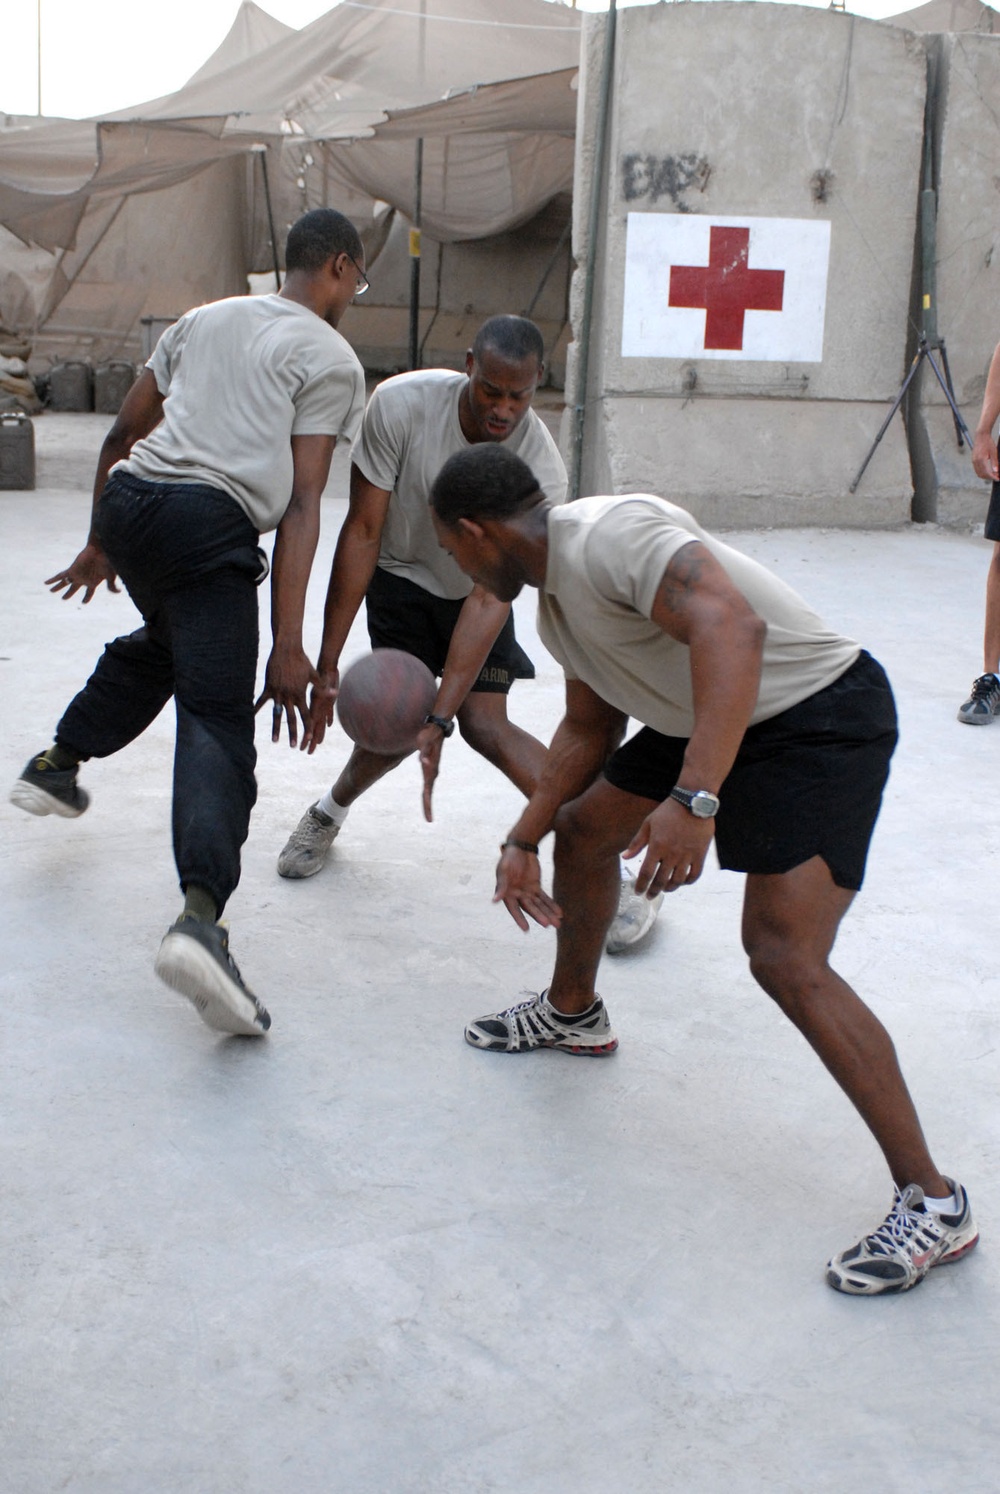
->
[657, 541, 710, 620]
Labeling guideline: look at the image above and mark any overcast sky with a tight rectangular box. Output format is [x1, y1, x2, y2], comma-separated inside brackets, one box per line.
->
[1, 0, 911, 121]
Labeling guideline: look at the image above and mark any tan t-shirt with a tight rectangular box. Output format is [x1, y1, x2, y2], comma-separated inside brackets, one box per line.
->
[355, 368, 567, 599]
[120, 294, 365, 533]
[537, 495, 860, 735]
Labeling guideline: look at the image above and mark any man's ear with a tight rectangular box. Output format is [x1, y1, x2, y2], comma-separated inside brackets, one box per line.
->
[464, 349, 475, 377]
[455, 516, 485, 540]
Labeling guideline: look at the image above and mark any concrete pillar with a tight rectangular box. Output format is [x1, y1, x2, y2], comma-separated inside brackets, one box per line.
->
[564, 2, 928, 527]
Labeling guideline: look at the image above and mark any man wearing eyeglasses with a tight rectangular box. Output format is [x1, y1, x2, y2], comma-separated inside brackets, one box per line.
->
[10, 208, 366, 1038]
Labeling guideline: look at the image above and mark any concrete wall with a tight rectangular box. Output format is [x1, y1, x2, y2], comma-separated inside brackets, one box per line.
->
[907, 31, 1000, 525]
[565, 3, 931, 527]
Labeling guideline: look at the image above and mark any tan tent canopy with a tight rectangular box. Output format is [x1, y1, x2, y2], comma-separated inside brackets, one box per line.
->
[0, 0, 581, 358]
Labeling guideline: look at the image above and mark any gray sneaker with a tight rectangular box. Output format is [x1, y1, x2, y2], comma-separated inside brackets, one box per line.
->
[10, 752, 89, 818]
[154, 916, 271, 1036]
[606, 869, 664, 954]
[958, 673, 1000, 724]
[277, 802, 340, 878]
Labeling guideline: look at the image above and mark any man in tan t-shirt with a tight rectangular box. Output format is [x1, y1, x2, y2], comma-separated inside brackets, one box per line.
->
[276, 315, 663, 954]
[427, 442, 978, 1300]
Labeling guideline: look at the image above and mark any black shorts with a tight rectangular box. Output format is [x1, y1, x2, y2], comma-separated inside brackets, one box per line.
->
[602, 651, 898, 891]
[364, 565, 535, 695]
[985, 481, 1000, 542]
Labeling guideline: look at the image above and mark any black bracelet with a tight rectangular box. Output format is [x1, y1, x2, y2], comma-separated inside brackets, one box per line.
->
[423, 713, 455, 738]
[501, 837, 540, 855]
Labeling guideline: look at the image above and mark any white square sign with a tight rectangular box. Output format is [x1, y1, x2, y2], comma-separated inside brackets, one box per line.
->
[621, 213, 831, 362]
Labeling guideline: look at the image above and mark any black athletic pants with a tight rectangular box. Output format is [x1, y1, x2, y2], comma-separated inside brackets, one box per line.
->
[56, 471, 265, 915]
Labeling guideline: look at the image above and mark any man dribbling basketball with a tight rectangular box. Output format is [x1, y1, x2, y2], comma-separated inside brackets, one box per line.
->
[277, 315, 664, 953]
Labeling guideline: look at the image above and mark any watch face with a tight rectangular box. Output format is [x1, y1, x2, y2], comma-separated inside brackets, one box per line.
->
[690, 792, 719, 819]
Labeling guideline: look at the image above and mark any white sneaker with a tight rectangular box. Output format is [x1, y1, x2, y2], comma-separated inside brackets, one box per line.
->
[606, 868, 664, 954]
[277, 802, 340, 879]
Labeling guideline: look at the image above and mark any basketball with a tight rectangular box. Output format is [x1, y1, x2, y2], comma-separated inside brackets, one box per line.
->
[336, 649, 438, 756]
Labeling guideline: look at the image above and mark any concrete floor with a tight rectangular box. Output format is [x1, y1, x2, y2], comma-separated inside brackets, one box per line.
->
[2, 415, 999, 1492]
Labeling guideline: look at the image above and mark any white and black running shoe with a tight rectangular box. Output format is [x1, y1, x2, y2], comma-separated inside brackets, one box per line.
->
[465, 990, 618, 1055]
[155, 916, 271, 1037]
[827, 1179, 978, 1294]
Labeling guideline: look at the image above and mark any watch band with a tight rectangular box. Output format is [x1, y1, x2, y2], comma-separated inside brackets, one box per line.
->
[424, 713, 455, 738]
[669, 785, 720, 818]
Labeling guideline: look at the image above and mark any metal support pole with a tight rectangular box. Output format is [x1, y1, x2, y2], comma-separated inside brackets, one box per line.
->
[408, 139, 423, 371]
[252, 145, 282, 290]
[568, 0, 617, 501]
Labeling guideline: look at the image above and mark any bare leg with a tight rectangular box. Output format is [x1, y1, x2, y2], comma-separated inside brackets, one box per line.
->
[742, 855, 948, 1193]
[457, 691, 548, 797]
[983, 541, 1000, 674]
[545, 779, 659, 1013]
[330, 743, 409, 807]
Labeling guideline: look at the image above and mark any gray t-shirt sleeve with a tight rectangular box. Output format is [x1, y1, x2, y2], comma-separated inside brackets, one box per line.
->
[514, 416, 568, 505]
[353, 383, 405, 491]
[291, 357, 365, 441]
[146, 317, 187, 396]
[586, 501, 700, 616]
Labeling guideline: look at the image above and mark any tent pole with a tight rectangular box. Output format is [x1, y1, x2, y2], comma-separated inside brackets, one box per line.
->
[253, 145, 282, 290]
[409, 139, 423, 370]
[568, 0, 617, 501]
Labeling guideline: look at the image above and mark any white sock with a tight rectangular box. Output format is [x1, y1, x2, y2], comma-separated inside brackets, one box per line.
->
[315, 790, 350, 824]
[923, 1187, 959, 1215]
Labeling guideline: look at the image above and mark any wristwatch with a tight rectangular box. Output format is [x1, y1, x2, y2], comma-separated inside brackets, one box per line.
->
[424, 713, 455, 738]
[669, 785, 720, 819]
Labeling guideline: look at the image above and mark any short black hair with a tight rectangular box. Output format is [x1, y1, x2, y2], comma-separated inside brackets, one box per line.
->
[285, 208, 363, 273]
[472, 315, 544, 369]
[431, 446, 542, 527]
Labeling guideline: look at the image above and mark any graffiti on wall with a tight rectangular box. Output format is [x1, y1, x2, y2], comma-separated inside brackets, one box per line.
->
[621, 153, 711, 211]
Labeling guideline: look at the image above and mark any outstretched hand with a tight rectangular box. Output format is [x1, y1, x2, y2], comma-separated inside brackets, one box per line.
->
[417, 721, 445, 822]
[255, 642, 322, 751]
[493, 845, 562, 933]
[46, 542, 120, 604]
[304, 669, 339, 754]
[622, 799, 715, 895]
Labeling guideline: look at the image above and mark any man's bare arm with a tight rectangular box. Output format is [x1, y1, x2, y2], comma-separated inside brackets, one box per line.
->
[315, 463, 392, 680]
[625, 539, 766, 894]
[494, 680, 627, 931]
[256, 432, 336, 751]
[972, 340, 1000, 482]
[47, 368, 165, 603]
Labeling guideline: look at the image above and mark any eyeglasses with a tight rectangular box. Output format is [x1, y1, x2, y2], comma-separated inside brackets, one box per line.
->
[348, 255, 369, 296]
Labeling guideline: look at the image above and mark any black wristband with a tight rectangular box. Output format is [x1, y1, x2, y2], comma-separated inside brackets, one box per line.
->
[423, 713, 455, 738]
[501, 837, 540, 855]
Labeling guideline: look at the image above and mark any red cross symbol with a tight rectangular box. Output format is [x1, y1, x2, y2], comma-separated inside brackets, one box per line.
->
[668, 226, 785, 351]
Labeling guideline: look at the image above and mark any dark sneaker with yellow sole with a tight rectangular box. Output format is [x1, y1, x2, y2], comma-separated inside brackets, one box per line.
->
[10, 752, 89, 818]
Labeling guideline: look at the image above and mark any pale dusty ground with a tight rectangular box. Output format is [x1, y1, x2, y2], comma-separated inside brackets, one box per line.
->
[2, 413, 999, 1492]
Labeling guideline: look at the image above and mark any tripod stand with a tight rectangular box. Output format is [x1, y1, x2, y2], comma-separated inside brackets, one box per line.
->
[849, 335, 971, 494]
